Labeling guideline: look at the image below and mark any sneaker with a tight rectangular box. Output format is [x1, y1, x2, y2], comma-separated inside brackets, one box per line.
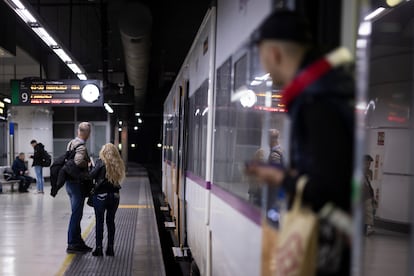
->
[66, 244, 92, 254]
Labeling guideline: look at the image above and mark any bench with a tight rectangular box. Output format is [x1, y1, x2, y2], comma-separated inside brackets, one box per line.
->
[0, 166, 21, 193]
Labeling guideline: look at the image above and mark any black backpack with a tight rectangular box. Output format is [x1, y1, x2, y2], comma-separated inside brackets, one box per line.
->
[40, 150, 52, 167]
[50, 143, 84, 197]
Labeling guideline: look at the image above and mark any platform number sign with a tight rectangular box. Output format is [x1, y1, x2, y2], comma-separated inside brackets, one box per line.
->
[10, 79, 103, 107]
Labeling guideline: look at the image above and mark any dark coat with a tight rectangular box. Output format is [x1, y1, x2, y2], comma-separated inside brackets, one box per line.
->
[89, 159, 121, 194]
[281, 51, 354, 276]
[32, 143, 45, 166]
[12, 157, 27, 176]
[283, 51, 354, 214]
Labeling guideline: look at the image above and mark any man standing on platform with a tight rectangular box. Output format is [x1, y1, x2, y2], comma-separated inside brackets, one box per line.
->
[65, 122, 93, 254]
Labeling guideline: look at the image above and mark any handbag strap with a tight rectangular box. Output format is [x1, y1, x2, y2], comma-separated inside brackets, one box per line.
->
[292, 175, 309, 211]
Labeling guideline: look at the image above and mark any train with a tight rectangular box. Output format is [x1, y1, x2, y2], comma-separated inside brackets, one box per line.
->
[161, 0, 414, 275]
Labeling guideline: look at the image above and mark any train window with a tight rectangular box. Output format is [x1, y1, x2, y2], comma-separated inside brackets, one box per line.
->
[212, 48, 287, 207]
[187, 79, 208, 178]
[234, 54, 248, 90]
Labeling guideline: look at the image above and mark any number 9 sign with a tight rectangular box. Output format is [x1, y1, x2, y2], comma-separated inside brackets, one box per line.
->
[21, 92, 29, 103]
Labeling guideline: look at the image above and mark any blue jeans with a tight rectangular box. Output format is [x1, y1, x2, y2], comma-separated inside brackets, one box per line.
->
[66, 181, 86, 245]
[93, 192, 120, 248]
[34, 166, 44, 192]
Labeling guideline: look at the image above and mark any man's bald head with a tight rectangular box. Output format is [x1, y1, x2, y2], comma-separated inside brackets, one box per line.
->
[78, 122, 91, 140]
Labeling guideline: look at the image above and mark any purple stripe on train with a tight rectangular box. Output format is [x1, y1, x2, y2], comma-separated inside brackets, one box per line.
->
[210, 183, 261, 226]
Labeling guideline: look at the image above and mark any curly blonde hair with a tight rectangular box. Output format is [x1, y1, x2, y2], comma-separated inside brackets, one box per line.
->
[99, 143, 125, 186]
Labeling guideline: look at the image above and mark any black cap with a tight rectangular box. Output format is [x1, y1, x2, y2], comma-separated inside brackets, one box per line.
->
[252, 10, 313, 45]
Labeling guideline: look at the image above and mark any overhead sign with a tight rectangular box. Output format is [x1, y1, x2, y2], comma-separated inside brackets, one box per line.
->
[11, 79, 103, 106]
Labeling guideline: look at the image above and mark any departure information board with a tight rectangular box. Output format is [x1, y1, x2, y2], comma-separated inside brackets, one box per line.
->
[11, 79, 103, 106]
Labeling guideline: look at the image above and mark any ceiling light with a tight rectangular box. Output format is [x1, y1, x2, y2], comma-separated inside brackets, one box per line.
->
[15, 8, 36, 23]
[157, 143, 162, 148]
[135, 112, 141, 116]
[118, 128, 122, 132]
[32, 27, 57, 46]
[53, 48, 72, 63]
[67, 63, 82, 74]
[103, 103, 113, 113]
[77, 74, 87, 80]
[134, 126, 138, 130]
[131, 144, 136, 148]
[118, 121, 122, 125]
[364, 7, 386, 21]
[3, 98, 11, 104]
[5, 0, 88, 80]
[11, 0, 25, 9]
[138, 118, 143, 124]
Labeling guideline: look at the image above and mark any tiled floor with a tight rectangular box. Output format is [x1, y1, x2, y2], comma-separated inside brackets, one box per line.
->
[0, 166, 165, 276]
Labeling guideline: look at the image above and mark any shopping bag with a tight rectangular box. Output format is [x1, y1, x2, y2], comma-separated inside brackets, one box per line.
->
[275, 176, 318, 276]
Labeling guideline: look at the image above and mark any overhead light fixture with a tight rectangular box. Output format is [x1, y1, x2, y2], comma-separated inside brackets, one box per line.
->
[135, 112, 141, 116]
[3, 98, 11, 104]
[118, 121, 122, 125]
[364, 7, 386, 21]
[32, 27, 57, 46]
[15, 8, 36, 23]
[103, 103, 113, 113]
[118, 128, 122, 132]
[11, 0, 25, 9]
[157, 143, 162, 148]
[4, 0, 87, 79]
[67, 63, 82, 74]
[53, 48, 72, 63]
[77, 74, 87, 80]
[131, 144, 136, 148]
[134, 126, 138, 130]
[138, 118, 143, 124]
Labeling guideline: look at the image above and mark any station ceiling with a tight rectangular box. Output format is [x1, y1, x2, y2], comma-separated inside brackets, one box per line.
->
[7, 0, 211, 118]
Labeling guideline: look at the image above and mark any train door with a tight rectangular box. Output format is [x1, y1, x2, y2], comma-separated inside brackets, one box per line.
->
[357, 1, 414, 275]
[177, 81, 189, 247]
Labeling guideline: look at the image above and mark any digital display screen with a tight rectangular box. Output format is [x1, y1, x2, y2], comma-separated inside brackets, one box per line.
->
[11, 79, 103, 106]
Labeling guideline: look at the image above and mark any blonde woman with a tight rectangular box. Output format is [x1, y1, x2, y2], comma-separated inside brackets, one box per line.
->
[89, 143, 125, 256]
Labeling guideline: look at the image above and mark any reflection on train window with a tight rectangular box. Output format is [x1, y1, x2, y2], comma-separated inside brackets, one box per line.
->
[163, 93, 175, 163]
[234, 54, 248, 91]
[187, 79, 208, 178]
[362, 2, 414, 275]
[213, 50, 287, 207]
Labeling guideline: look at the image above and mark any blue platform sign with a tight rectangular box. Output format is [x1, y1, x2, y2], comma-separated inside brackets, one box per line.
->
[9, 122, 14, 135]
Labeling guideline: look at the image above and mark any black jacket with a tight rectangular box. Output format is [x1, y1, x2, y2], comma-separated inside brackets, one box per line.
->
[12, 157, 27, 176]
[283, 51, 354, 214]
[89, 159, 121, 194]
[32, 143, 45, 166]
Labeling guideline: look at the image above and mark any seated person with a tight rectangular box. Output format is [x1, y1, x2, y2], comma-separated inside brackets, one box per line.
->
[12, 153, 35, 192]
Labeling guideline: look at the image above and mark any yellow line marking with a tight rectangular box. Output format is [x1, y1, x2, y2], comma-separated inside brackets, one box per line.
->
[119, 204, 153, 209]
[55, 218, 96, 276]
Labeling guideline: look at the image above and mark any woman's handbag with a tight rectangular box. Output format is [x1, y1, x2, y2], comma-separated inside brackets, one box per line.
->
[275, 176, 318, 276]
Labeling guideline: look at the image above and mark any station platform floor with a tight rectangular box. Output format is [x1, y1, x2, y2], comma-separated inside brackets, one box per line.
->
[0, 165, 165, 276]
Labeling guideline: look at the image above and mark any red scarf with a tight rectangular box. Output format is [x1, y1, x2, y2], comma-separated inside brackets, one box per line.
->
[281, 47, 352, 107]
